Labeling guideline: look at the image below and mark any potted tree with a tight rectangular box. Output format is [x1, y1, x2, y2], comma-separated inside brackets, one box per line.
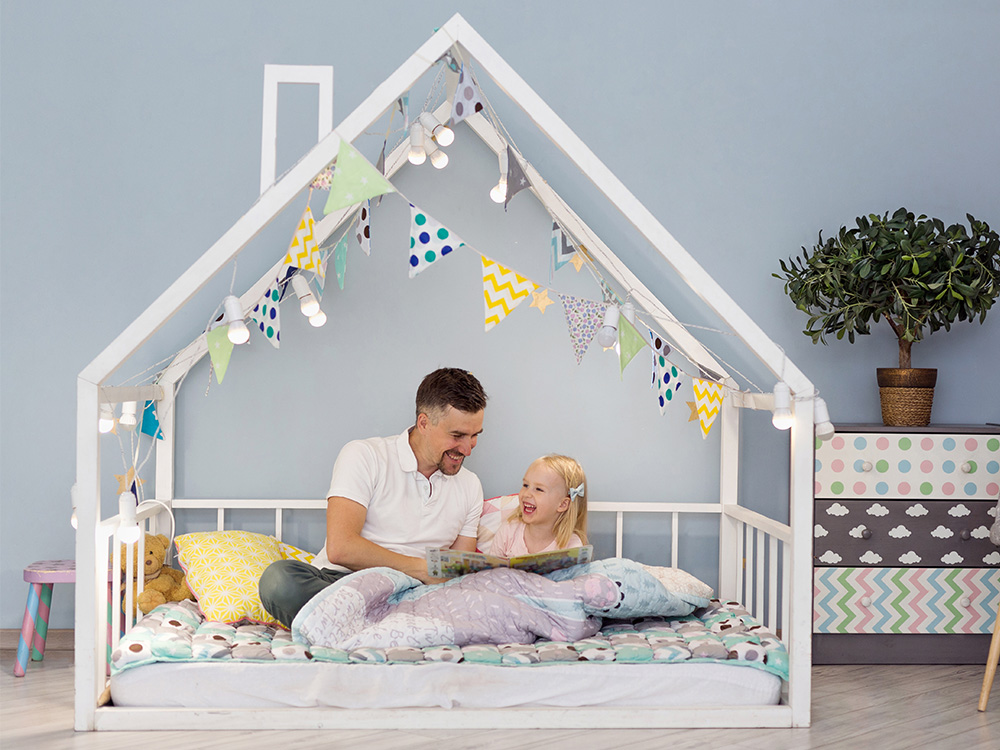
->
[776, 208, 999, 426]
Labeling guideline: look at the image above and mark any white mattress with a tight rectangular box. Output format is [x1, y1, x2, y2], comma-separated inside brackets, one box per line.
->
[111, 660, 781, 709]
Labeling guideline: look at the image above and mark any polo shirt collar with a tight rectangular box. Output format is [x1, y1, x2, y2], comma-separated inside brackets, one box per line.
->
[395, 426, 449, 481]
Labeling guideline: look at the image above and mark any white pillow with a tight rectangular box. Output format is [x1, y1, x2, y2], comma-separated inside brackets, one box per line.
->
[641, 565, 715, 600]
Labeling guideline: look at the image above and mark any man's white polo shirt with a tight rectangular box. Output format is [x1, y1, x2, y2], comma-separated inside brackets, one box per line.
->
[312, 428, 484, 571]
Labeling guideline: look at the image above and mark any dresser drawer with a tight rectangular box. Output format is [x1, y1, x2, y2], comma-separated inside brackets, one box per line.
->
[813, 567, 1000, 634]
[815, 433, 1000, 500]
[814, 499, 1000, 568]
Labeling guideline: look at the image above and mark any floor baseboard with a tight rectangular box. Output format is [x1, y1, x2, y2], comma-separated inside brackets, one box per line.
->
[1, 629, 74, 651]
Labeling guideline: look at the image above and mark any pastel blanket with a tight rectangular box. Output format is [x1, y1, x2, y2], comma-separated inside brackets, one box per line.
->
[293, 558, 709, 651]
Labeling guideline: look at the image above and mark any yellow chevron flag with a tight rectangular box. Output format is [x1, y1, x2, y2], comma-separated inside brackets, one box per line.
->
[283, 205, 324, 279]
[482, 256, 537, 332]
[692, 378, 724, 439]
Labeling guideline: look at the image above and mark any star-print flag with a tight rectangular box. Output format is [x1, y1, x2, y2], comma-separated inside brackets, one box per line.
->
[482, 256, 537, 331]
[618, 316, 646, 377]
[558, 294, 606, 364]
[450, 64, 485, 125]
[250, 279, 282, 349]
[356, 201, 371, 255]
[692, 378, 724, 439]
[530, 288, 554, 313]
[552, 222, 576, 272]
[283, 206, 324, 279]
[206, 326, 234, 384]
[504, 146, 532, 210]
[654, 355, 683, 415]
[323, 137, 396, 215]
[139, 400, 163, 440]
[114, 467, 145, 497]
[409, 204, 465, 278]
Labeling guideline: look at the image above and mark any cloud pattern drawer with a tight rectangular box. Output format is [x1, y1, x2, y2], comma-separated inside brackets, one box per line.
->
[814, 567, 1000, 634]
[814, 499, 1000, 568]
[815, 433, 1000, 500]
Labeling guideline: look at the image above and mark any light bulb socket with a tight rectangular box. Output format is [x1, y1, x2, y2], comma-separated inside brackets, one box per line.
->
[771, 382, 793, 430]
[223, 295, 249, 343]
[814, 397, 835, 440]
[118, 492, 141, 543]
[621, 301, 636, 325]
[290, 274, 319, 316]
[407, 122, 426, 165]
[119, 401, 138, 430]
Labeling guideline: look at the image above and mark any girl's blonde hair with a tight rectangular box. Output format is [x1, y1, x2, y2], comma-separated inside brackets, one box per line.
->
[511, 454, 588, 548]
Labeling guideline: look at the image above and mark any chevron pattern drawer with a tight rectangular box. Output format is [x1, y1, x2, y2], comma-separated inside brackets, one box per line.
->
[813, 567, 1000, 634]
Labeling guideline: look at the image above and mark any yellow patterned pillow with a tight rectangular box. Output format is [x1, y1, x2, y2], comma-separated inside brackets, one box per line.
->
[175, 530, 282, 624]
[279, 541, 315, 564]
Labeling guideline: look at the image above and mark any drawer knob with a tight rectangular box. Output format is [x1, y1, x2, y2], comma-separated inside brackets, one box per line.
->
[960, 597, 971, 608]
[860, 597, 872, 607]
[861, 529, 873, 540]
[960, 530, 971, 541]
[862, 461, 874, 473]
[961, 462, 973, 474]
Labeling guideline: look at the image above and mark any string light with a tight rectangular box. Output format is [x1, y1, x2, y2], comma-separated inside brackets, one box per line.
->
[308, 309, 327, 327]
[418, 111, 454, 147]
[407, 122, 426, 165]
[426, 140, 448, 169]
[117, 492, 141, 544]
[596, 305, 620, 348]
[489, 149, 508, 203]
[771, 382, 794, 430]
[98, 403, 115, 434]
[814, 397, 835, 440]
[119, 401, 138, 431]
[290, 274, 320, 317]
[222, 295, 250, 345]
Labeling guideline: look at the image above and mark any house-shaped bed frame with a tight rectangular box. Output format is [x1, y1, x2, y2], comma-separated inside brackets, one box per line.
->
[75, 14, 816, 731]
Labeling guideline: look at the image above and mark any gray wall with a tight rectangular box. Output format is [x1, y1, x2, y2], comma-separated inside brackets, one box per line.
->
[2, 1, 998, 629]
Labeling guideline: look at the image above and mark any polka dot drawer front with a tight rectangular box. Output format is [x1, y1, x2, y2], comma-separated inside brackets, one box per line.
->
[813, 567, 1000, 634]
[815, 433, 1000, 500]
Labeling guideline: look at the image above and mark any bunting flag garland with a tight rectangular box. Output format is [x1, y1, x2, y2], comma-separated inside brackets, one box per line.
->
[206, 326, 235, 384]
[375, 144, 387, 206]
[114, 467, 145, 496]
[530, 288, 554, 313]
[617, 316, 646, 377]
[569, 251, 585, 272]
[314, 256, 328, 300]
[654, 355, 683, 414]
[558, 294, 606, 364]
[552, 222, 576, 272]
[409, 204, 465, 278]
[333, 233, 348, 290]
[323, 137, 396, 215]
[283, 206, 324, 279]
[250, 280, 282, 349]
[450, 64, 484, 124]
[504, 146, 531, 210]
[691, 378, 724, 439]
[482, 256, 537, 331]
[139, 400, 163, 440]
[356, 201, 371, 255]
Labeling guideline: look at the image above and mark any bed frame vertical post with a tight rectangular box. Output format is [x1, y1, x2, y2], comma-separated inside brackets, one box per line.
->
[74, 378, 101, 731]
[154, 382, 176, 542]
[719, 395, 741, 600]
[787, 396, 814, 726]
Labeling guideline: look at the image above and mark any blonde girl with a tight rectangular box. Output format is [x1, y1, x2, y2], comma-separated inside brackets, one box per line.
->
[491, 454, 588, 556]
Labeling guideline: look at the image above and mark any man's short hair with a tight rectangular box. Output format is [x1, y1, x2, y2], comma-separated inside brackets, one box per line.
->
[415, 368, 488, 422]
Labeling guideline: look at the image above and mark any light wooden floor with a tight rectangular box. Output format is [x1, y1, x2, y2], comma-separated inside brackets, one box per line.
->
[2, 650, 998, 749]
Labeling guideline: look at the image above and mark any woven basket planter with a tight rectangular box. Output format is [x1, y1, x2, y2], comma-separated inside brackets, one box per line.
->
[876, 368, 937, 426]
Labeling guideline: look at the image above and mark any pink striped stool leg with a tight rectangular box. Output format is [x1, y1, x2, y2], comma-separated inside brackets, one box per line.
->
[13, 583, 41, 677]
[31, 583, 53, 661]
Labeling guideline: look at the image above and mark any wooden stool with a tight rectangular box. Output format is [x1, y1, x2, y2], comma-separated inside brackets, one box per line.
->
[14, 560, 76, 677]
[978, 598, 1000, 711]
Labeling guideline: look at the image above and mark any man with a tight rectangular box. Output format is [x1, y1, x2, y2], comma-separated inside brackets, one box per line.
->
[259, 368, 488, 627]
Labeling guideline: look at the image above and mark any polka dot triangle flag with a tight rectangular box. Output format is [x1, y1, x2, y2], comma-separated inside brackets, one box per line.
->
[558, 294, 606, 364]
[323, 137, 396, 215]
[250, 280, 282, 349]
[482, 256, 537, 332]
[355, 200, 371, 255]
[283, 205, 324, 279]
[408, 204, 465, 278]
[450, 63, 485, 125]
[692, 378, 725, 439]
[654, 354, 683, 415]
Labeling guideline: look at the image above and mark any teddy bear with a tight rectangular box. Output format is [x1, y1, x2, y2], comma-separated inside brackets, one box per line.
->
[120, 533, 194, 615]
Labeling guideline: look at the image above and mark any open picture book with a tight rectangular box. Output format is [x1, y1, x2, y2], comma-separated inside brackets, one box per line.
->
[426, 545, 594, 578]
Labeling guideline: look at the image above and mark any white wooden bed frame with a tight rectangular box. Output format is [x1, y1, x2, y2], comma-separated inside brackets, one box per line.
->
[75, 14, 817, 730]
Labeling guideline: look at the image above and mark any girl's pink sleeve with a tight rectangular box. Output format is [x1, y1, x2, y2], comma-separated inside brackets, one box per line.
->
[491, 521, 514, 557]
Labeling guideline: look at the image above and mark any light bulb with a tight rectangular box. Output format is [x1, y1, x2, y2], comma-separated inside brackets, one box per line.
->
[596, 305, 620, 348]
[223, 295, 250, 345]
[308, 309, 327, 327]
[434, 124, 455, 146]
[489, 178, 507, 203]
[119, 401, 138, 430]
[428, 143, 448, 169]
[814, 397, 835, 440]
[70, 509, 78, 530]
[290, 274, 319, 317]
[70, 482, 78, 530]
[118, 492, 141, 544]
[98, 403, 115, 434]
[771, 382, 794, 430]
[407, 122, 426, 165]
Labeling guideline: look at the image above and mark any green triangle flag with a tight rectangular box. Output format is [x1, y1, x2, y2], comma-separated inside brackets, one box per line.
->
[334, 233, 348, 290]
[324, 138, 396, 215]
[618, 316, 646, 378]
[206, 326, 235, 384]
